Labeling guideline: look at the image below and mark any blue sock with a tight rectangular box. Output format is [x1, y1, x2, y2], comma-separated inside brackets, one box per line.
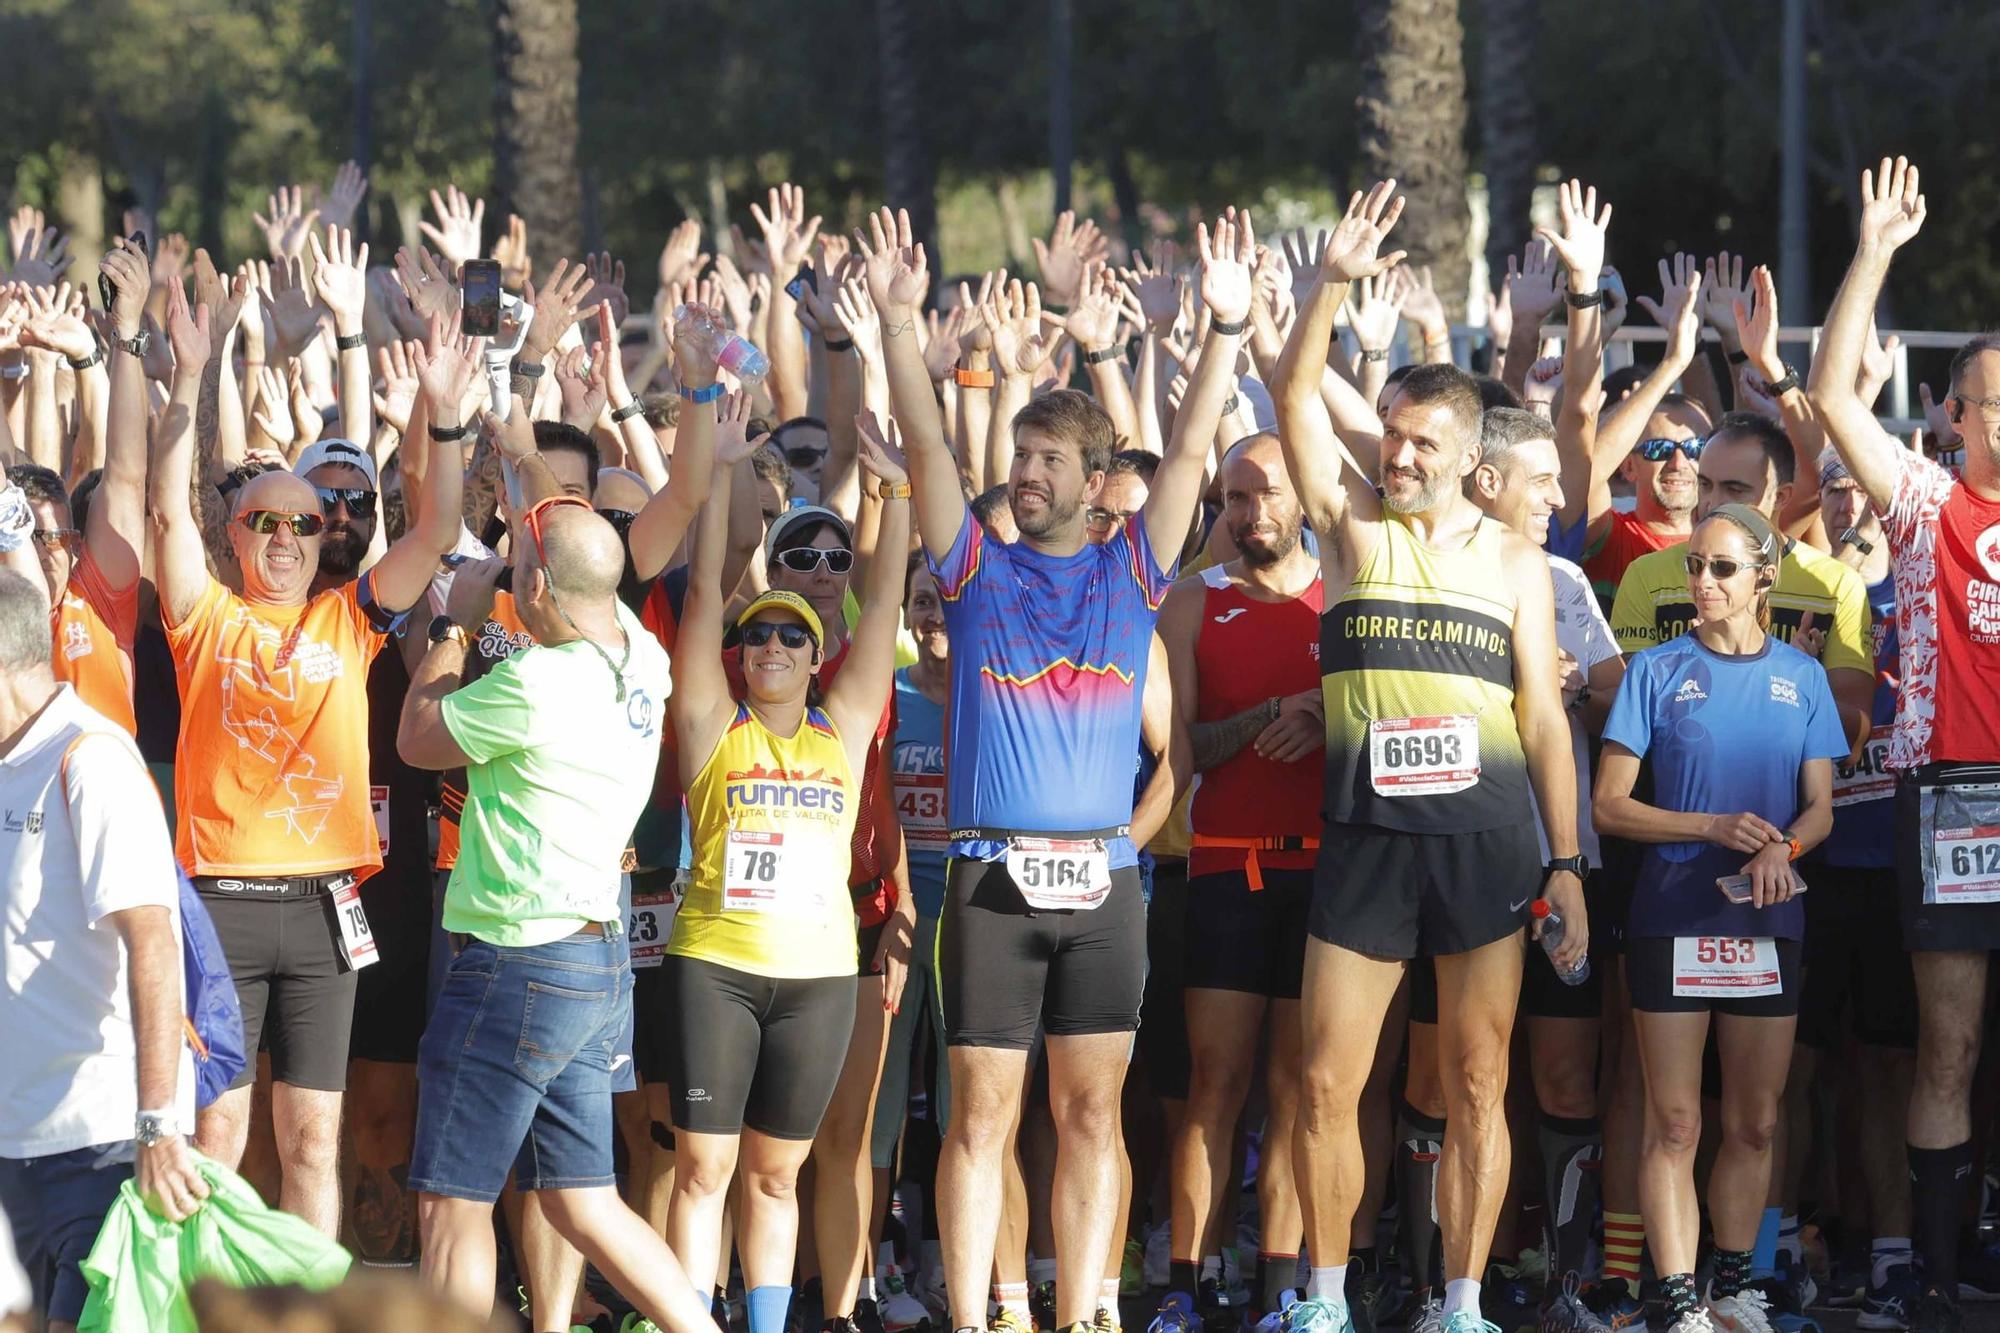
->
[1749, 1206, 1782, 1279]
[748, 1285, 792, 1333]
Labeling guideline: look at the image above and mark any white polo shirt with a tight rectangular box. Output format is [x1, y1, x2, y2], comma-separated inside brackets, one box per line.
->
[0, 685, 193, 1158]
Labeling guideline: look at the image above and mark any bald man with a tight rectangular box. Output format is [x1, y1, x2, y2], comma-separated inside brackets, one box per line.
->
[395, 462, 707, 1333]
[146, 293, 474, 1236]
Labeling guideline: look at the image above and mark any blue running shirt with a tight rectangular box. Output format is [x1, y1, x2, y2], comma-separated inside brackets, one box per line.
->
[1605, 634, 1849, 940]
[929, 516, 1176, 868]
[890, 668, 949, 917]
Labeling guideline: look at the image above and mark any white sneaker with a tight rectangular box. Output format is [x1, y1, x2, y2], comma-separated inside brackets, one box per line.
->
[913, 1264, 948, 1320]
[1144, 1223, 1171, 1290]
[1706, 1290, 1775, 1333]
[1668, 1312, 1717, 1333]
[879, 1265, 931, 1333]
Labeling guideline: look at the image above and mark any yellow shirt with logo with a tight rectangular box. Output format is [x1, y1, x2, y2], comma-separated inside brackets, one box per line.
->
[670, 702, 860, 979]
[1609, 538, 1871, 674]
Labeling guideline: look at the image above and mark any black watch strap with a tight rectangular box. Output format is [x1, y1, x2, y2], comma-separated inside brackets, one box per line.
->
[1082, 345, 1123, 365]
[1545, 854, 1591, 878]
[1209, 315, 1249, 336]
[1766, 364, 1802, 397]
[335, 331, 367, 352]
[1563, 289, 1604, 310]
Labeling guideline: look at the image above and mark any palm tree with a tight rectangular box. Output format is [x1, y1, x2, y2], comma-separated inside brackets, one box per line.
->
[493, 0, 582, 273]
[1480, 0, 1540, 284]
[878, 0, 939, 273]
[1357, 0, 1472, 320]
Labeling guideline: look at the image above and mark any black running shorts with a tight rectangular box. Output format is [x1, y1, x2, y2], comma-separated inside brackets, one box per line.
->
[1800, 864, 1916, 1049]
[662, 954, 857, 1140]
[1183, 868, 1310, 999]
[197, 881, 360, 1092]
[1308, 819, 1538, 959]
[1624, 935, 1803, 1018]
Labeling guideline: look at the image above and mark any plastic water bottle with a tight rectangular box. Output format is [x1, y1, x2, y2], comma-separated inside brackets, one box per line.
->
[1531, 898, 1590, 985]
[673, 303, 769, 385]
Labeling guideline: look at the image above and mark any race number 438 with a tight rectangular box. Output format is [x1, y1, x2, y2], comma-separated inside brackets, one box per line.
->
[1932, 825, 2000, 904]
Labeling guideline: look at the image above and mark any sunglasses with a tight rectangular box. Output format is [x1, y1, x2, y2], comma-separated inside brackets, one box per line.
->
[741, 621, 817, 649]
[314, 486, 378, 519]
[597, 508, 638, 535]
[773, 546, 854, 575]
[1086, 506, 1137, 530]
[238, 510, 326, 537]
[784, 445, 828, 469]
[1683, 553, 1762, 580]
[522, 495, 594, 568]
[31, 527, 80, 549]
[1636, 436, 1706, 463]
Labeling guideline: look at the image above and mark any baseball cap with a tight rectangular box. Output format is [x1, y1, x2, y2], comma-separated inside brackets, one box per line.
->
[293, 438, 380, 490]
[735, 589, 825, 646]
[763, 501, 853, 564]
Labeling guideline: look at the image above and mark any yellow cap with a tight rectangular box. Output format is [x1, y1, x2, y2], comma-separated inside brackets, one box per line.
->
[735, 589, 824, 645]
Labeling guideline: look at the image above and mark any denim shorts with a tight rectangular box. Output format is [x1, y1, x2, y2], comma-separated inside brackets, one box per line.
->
[0, 1140, 136, 1322]
[409, 929, 633, 1202]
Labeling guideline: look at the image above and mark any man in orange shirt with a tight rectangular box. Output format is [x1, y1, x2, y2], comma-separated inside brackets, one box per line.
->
[150, 262, 483, 1236]
[4, 238, 152, 735]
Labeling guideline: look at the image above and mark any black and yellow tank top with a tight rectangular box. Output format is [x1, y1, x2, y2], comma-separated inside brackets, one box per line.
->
[1321, 515, 1531, 834]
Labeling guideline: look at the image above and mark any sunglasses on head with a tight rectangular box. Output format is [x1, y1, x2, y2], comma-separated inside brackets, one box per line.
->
[238, 510, 326, 537]
[1637, 436, 1706, 463]
[741, 621, 816, 649]
[1683, 553, 1761, 580]
[314, 486, 378, 519]
[773, 546, 854, 575]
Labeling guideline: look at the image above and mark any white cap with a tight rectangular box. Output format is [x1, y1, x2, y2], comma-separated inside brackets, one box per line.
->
[293, 438, 379, 490]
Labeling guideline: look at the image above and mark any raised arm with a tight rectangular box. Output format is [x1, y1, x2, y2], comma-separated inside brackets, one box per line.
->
[1144, 211, 1253, 561]
[981, 278, 1056, 488]
[1587, 257, 1703, 539]
[1728, 264, 1825, 533]
[1061, 266, 1139, 445]
[1807, 157, 1926, 512]
[368, 316, 481, 613]
[672, 440, 748, 781]
[93, 242, 153, 590]
[751, 183, 822, 423]
[149, 280, 214, 626]
[628, 302, 722, 580]
[1499, 242, 1562, 399]
[859, 206, 964, 561]
[828, 412, 915, 767]
[1534, 180, 1611, 533]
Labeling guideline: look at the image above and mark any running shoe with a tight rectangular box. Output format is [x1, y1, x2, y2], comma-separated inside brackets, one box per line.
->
[1857, 1264, 1919, 1331]
[1441, 1310, 1504, 1333]
[1579, 1285, 1647, 1333]
[1149, 1292, 1204, 1333]
[994, 1311, 1038, 1333]
[1350, 1268, 1403, 1333]
[914, 1266, 948, 1320]
[1283, 1296, 1354, 1333]
[1255, 1292, 1301, 1333]
[1955, 1237, 2000, 1302]
[1406, 1296, 1445, 1333]
[856, 1300, 889, 1333]
[1033, 1282, 1059, 1332]
[1663, 1312, 1714, 1333]
[1481, 1267, 1539, 1332]
[1907, 1290, 1961, 1333]
[1199, 1277, 1246, 1333]
[1541, 1276, 1613, 1333]
[1098, 1308, 1124, 1333]
[881, 1267, 932, 1333]
[1704, 1289, 1775, 1333]
[794, 1280, 826, 1333]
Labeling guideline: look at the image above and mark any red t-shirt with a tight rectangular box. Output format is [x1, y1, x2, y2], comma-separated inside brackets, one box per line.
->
[1583, 509, 1684, 609]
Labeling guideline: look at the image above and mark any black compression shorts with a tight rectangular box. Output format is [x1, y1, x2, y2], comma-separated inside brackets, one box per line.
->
[662, 954, 857, 1140]
[1625, 935, 1803, 1019]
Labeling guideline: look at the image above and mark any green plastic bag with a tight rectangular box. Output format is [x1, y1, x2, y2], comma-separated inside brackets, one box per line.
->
[76, 1150, 350, 1333]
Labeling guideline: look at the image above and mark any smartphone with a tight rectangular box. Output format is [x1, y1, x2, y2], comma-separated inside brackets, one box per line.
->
[461, 258, 503, 337]
[1716, 870, 1808, 904]
[98, 231, 149, 312]
[783, 263, 817, 303]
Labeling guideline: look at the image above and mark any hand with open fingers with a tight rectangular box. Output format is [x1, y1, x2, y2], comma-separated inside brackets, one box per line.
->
[1032, 209, 1108, 307]
[152, 233, 191, 288]
[1536, 178, 1612, 284]
[265, 255, 326, 359]
[1636, 253, 1703, 368]
[1054, 263, 1122, 352]
[374, 339, 421, 433]
[394, 246, 459, 326]
[1701, 250, 1752, 350]
[420, 185, 485, 267]
[854, 206, 929, 317]
[925, 307, 969, 381]
[751, 182, 823, 274]
[309, 226, 369, 329]
[1537, 872, 1589, 965]
[7, 206, 43, 265]
[413, 313, 488, 421]
[1320, 181, 1408, 284]
[250, 366, 297, 451]
[585, 251, 630, 330]
[1858, 155, 1927, 253]
[369, 263, 425, 341]
[1400, 265, 1448, 342]
[521, 258, 597, 362]
[494, 213, 532, 290]
[322, 160, 369, 233]
[854, 409, 911, 485]
[956, 273, 1001, 357]
[18, 283, 96, 363]
[1704, 810, 1785, 855]
[1919, 382, 1960, 451]
[710, 254, 753, 331]
[163, 274, 213, 378]
[982, 279, 1053, 379]
[1197, 208, 1256, 327]
[1742, 838, 1797, 909]
[287, 362, 324, 444]
[136, 1136, 209, 1224]
[1505, 240, 1562, 332]
[1124, 240, 1185, 335]
[555, 343, 610, 428]
[191, 250, 250, 355]
[657, 218, 707, 290]
[716, 390, 762, 464]
[1348, 269, 1408, 352]
[832, 276, 885, 365]
[9, 215, 71, 288]
[1856, 320, 1901, 407]
[251, 185, 320, 263]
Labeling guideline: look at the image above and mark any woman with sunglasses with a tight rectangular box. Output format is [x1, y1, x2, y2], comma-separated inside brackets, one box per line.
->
[663, 412, 913, 1333]
[1593, 503, 1848, 1333]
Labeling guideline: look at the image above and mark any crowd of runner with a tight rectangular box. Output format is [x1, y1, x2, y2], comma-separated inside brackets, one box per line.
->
[3, 153, 1999, 1333]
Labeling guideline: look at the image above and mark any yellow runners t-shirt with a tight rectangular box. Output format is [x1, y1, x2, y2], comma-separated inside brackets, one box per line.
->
[1610, 538, 1871, 674]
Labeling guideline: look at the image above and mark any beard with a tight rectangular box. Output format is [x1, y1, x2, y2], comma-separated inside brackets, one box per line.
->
[1650, 473, 1697, 515]
[318, 522, 370, 578]
[1010, 485, 1081, 540]
[1380, 468, 1452, 516]
[1232, 517, 1302, 567]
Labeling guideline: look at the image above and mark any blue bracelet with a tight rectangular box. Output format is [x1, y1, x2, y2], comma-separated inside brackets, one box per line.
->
[678, 382, 724, 404]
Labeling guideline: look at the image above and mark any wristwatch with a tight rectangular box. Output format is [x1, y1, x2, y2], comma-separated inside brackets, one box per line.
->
[1765, 363, 1802, 397]
[1781, 829, 1804, 862]
[135, 1109, 176, 1148]
[878, 481, 912, 500]
[428, 615, 469, 648]
[1544, 854, 1592, 880]
[117, 327, 152, 359]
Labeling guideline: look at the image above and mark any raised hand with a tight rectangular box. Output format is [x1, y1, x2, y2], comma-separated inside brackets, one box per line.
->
[288, 360, 324, 443]
[1729, 264, 1785, 381]
[17, 283, 95, 363]
[710, 253, 753, 331]
[832, 276, 884, 364]
[266, 255, 326, 359]
[1057, 264, 1122, 351]
[251, 185, 320, 262]
[1919, 382, 1960, 451]
[671, 300, 726, 387]
[657, 219, 707, 290]
[494, 213, 532, 290]
[1637, 252, 1704, 369]
[1032, 210, 1107, 307]
[924, 305, 970, 381]
[250, 365, 297, 451]
[393, 246, 458, 325]
[369, 263, 426, 340]
[419, 185, 485, 267]
[8, 215, 71, 288]
[956, 272, 1001, 357]
[310, 224, 371, 337]
[1123, 239, 1185, 335]
[1700, 251, 1751, 348]
[521, 258, 597, 362]
[981, 279, 1054, 379]
[6, 207, 42, 266]
[854, 206, 929, 316]
[854, 409, 911, 485]
[99, 241, 152, 339]
[1522, 355, 1565, 415]
[717, 390, 764, 465]
[151, 233, 191, 289]
[554, 343, 610, 427]
[1858, 155, 1926, 254]
[584, 251, 630, 330]
[1399, 265, 1448, 342]
[1505, 240, 1562, 332]
[1856, 319, 1901, 407]
[373, 340, 421, 434]
[1348, 269, 1409, 352]
[1198, 209, 1256, 326]
[1535, 178, 1611, 284]
[1320, 181, 1408, 283]
[413, 313, 487, 421]
[321, 160, 369, 233]
[191, 249, 250, 355]
[163, 271, 212, 378]
[751, 182, 823, 274]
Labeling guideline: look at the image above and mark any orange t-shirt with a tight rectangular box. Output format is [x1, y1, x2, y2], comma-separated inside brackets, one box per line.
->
[51, 548, 139, 736]
[165, 576, 388, 878]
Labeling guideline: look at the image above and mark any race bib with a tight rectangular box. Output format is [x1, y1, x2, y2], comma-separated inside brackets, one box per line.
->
[723, 828, 812, 912]
[370, 784, 391, 855]
[1670, 936, 1780, 997]
[1369, 715, 1480, 796]
[1832, 730, 1894, 807]
[895, 773, 948, 851]
[1932, 825, 2000, 904]
[329, 877, 378, 971]
[1005, 837, 1112, 911]
[627, 881, 682, 969]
